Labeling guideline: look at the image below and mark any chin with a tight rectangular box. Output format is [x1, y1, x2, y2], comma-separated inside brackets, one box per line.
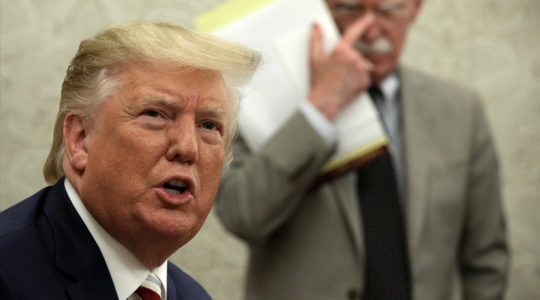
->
[146, 209, 201, 237]
[371, 64, 393, 82]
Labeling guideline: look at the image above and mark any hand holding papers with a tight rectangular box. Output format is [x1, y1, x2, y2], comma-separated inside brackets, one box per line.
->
[196, 0, 388, 180]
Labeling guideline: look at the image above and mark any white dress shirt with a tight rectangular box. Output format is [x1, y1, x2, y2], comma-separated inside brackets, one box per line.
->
[65, 179, 168, 300]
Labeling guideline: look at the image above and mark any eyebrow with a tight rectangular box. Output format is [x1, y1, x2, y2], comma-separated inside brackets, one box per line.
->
[138, 97, 180, 110]
[138, 97, 228, 119]
[198, 102, 228, 120]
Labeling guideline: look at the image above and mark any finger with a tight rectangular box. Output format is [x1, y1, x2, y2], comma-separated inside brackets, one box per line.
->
[309, 23, 324, 63]
[341, 15, 374, 46]
[353, 55, 373, 73]
[363, 59, 373, 71]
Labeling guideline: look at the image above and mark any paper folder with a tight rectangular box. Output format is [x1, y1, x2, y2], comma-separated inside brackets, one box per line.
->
[196, 0, 388, 180]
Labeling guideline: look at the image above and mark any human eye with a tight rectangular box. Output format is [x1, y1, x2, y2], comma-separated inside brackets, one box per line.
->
[198, 119, 225, 144]
[333, 2, 363, 14]
[137, 108, 170, 129]
[377, 2, 403, 15]
[143, 109, 161, 118]
[199, 121, 220, 132]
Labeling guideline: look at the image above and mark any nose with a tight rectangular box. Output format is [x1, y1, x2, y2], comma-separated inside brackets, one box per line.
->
[362, 12, 383, 42]
[166, 119, 198, 164]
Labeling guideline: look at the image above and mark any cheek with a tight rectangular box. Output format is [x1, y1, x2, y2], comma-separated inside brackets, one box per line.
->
[198, 145, 225, 193]
[115, 127, 165, 160]
[194, 162, 222, 222]
[87, 128, 165, 190]
[387, 24, 410, 49]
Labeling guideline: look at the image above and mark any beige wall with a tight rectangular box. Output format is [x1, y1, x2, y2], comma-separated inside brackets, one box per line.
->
[1, 0, 538, 299]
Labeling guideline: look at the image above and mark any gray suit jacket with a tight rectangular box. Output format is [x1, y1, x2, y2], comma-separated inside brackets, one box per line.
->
[215, 67, 508, 300]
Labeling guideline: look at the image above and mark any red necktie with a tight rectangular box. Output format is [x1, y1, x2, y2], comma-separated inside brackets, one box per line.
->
[135, 273, 162, 300]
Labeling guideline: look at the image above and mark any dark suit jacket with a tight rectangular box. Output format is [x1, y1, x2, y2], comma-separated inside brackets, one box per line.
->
[0, 179, 211, 300]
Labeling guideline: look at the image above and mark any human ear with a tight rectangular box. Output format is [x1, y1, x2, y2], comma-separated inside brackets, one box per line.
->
[63, 112, 90, 172]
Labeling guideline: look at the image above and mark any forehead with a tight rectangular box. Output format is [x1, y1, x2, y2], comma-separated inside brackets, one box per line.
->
[114, 63, 227, 105]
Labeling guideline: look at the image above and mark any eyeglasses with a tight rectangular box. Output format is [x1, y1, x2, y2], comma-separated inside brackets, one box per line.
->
[329, 1, 411, 23]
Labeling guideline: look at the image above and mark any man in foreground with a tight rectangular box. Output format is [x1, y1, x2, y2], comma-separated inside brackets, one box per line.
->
[0, 21, 259, 299]
[215, 0, 508, 299]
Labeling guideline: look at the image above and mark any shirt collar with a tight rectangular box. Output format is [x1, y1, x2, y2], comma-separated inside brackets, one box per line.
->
[64, 178, 168, 299]
[379, 72, 400, 102]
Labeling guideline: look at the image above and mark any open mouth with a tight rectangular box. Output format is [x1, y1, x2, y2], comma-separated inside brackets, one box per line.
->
[163, 179, 189, 195]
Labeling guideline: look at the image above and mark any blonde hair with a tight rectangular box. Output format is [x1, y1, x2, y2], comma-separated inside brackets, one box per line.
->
[43, 21, 260, 184]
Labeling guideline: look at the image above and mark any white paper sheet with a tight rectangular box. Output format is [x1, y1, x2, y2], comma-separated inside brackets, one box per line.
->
[197, 0, 387, 173]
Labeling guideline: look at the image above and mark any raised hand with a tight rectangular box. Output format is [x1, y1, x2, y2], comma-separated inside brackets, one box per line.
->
[308, 15, 374, 121]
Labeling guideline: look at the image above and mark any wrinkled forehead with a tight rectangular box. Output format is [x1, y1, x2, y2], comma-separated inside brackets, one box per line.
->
[116, 62, 225, 93]
[115, 62, 224, 82]
[91, 63, 228, 119]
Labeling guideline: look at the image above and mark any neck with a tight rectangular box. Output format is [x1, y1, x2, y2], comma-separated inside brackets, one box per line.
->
[117, 232, 188, 269]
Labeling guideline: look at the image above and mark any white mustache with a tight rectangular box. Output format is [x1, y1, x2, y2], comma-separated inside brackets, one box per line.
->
[354, 38, 392, 54]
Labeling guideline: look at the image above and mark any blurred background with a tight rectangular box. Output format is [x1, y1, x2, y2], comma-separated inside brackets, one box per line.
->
[1, 0, 538, 299]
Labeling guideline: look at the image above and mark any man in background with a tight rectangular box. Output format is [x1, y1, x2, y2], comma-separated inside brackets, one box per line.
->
[215, 0, 508, 299]
[0, 21, 259, 299]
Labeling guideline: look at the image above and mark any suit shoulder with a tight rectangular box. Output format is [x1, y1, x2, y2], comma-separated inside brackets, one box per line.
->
[402, 66, 480, 97]
[0, 186, 54, 267]
[0, 186, 50, 237]
[400, 66, 484, 113]
[167, 262, 211, 299]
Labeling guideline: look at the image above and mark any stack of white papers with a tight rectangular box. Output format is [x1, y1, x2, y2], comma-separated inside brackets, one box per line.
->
[196, 0, 388, 178]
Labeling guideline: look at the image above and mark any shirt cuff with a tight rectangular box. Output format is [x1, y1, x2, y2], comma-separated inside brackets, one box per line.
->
[299, 100, 337, 145]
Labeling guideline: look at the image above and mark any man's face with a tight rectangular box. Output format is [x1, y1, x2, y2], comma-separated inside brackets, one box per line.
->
[79, 64, 228, 250]
[327, 0, 422, 83]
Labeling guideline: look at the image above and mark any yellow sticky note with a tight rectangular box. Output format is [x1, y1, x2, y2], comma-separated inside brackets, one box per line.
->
[195, 0, 276, 32]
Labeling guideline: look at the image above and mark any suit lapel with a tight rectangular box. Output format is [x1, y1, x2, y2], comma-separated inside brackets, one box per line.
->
[400, 67, 432, 257]
[331, 67, 437, 261]
[331, 172, 364, 259]
[167, 272, 178, 300]
[324, 67, 435, 266]
[42, 179, 117, 300]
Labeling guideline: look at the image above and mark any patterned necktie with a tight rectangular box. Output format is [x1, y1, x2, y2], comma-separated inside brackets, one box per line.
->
[135, 273, 162, 300]
[356, 86, 411, 299]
